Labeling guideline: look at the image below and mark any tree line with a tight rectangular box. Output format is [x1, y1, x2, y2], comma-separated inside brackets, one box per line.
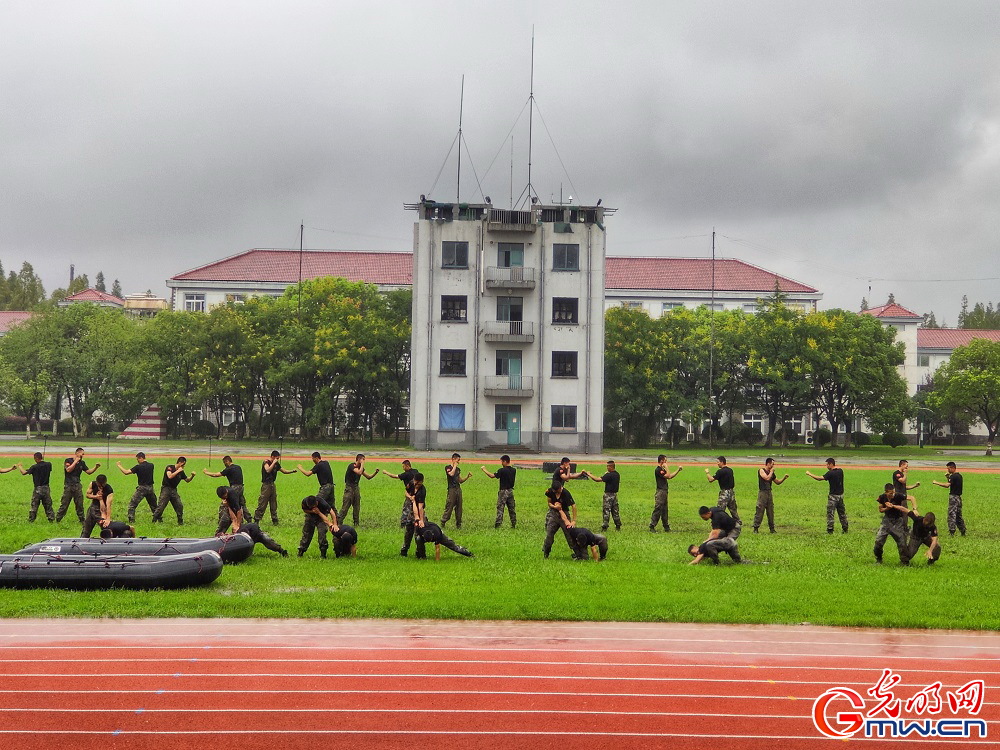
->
[0, 260, 124, 310]
[0, 278, 411, 440]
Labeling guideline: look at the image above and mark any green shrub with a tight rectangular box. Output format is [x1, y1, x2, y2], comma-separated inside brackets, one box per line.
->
[813, 427, 832, 448]
[192, 419, 216, 437]
[882, 430, 908, 448]
[851, 431, 871, 447]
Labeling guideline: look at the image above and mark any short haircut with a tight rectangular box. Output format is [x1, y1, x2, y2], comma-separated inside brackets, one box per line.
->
[402, 459, 411, 466]
[33, 452, 43, 460]
[698, 506, 711, 516]
[500, 454, 510, 463]
[301, 495, 319, 509]
[561, 457, 571, 464]
[135, 452, 145, 459]
[414, 472, 424, 482]
[826, 458, 836, 466]
[356, 453, 365, 461]
[96, 474, 107, 484]
[884, 483, 894, 491]
[607, 460, 615, 467]
[688, 544, 700, 555]
[75, 447, 84, 453]
[223, 455, 232, 463]
[657, 454, 667, 462]
[899, 459, 908, 466]
[765, 457, 774, 464]
[176, 456, 187, 464]
[946, 461, 957, 469]
[311, 451, 321, 459]
[716, 456, 727, 464]
[452, 453, 461, 459]
[271, 450, 281, 457]
[924, 511, 936, 525]
[216, 486, 229, 499]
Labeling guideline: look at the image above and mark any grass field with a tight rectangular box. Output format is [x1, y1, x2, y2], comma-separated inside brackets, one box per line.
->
[0, 451, 997, 629]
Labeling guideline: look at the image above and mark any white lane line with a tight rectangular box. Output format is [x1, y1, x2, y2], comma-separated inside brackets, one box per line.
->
[0, 657, 993, 675]
[0, 672, 986, 688]
[1, 646, 997, 662]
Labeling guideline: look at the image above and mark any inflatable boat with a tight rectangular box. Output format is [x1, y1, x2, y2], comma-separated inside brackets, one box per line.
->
[0, 550, 223, 589]
[16, 533, 254, 564]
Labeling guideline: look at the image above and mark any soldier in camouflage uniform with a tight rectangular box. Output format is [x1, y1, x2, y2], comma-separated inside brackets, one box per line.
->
[17, 452, 54, 522]
[151, 457, 193, 524]
[297, 494, 334, 558]
[585, 459, 623, 531]
[705, 456, 737, 521]
[932, 462, 966, 536]
[383, 460, 418, 556]
[873, 484, 912, 564]
[56, 447, 100, 523]
[116, 452, 156, 524]
[482, 455, 517, 529]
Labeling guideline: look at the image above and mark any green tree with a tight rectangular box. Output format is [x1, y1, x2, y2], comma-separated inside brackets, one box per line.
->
[95, 271, 106, 292]
[0, 262, 47, 310]
[0, 321, 54, 433]
[111, 279, 123, 298]
[49, 274, 90, 303]
[928, 338, 1000, 442]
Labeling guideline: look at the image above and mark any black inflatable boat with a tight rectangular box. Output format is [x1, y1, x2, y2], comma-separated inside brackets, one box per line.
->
[16, 533, 254, 564]
[0, 550, 223, 589]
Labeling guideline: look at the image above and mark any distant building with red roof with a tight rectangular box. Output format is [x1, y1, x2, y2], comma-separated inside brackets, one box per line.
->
[0, 311, 33, 336]
[57, 288, 125, 309]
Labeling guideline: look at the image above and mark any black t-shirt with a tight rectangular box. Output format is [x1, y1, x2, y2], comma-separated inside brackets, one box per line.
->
[333, 525, 357, 545]
[398, 468, 417, 490]
[823, 468, 844, 495]
[713, 466, 735, 490]
[569, 527, 601, 547]
[758, 469, 773, 491]
[496, 466, 516, 490]
[908, 511, 938, 542]
[655, 466, 668, 490]
[418, 522, 444, 544]
[162, 466, 186, 489]
[551, 467, 567, 489]
[602, 471, 621, 493]
[411, 485, 427, 507]
[446, 464, 461, 488]
[222, 490, 242, 514]
[709, 508, 736, 534]
[88, 481, 113, 505]
[892, 469, 907, 496]
[344, 463, 361, 486]
[101, 521, 132, 538]
[550, 488, 575, 512]
[312, 460, 333, 486]
[221, 464, 244, 486]
[131, 462, 155, 485]
[64, 457, 88, 483]
[947, 472, 963, 496]
[27, 461, 52, 487]
[302, 496, 332, 515]
[697, 541, 720, 556]
[878, 493, 905, 520]
[261, 460, 281, 484]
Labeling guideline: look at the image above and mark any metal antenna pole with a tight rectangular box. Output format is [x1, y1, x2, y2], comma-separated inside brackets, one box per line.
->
[457, 75, 464, 203]
[297, 222, 304, 317]
[526, 27, 535, 203]
[709, 230, 716, 448]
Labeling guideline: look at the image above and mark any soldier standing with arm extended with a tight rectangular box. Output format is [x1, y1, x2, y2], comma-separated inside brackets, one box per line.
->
[441, 453, 471, 529]
[585, 459, 622, 532]
[254, 450, 295, 525]
[56, 447, 100, 523]
[650, 455, 682, 532]
[151, 456, 193, 524]
[339, 453, 379, 527]
[297, 452, 335, 506]
[806, 458, 848, 534]
[383, 461, 418, 556]
[753, 457, 789, 533]
[705, 456, 738, 521]
[482, 455, 517, 529]
[932, 461, 966, 536]
[117, 452, 156, 524]
[19, 452, 54, 523]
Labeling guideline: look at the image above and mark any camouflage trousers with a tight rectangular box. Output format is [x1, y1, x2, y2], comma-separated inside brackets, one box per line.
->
[316, 483, 334, 505]
[298, 513, 329, 557]
[441, 486, 463, 528]
[542, 509, 575, 558]
[753, 489, 774, 531]
[716, 488, 739, 521]
[906, 534, 941, 564]
[127, 485, 157, 523]
[80, 503, 104, 539]
[650, 489, 669, 530]
[28, 486, 54, 522]
[339, 484, 361, 526]
[494, 489, 516, 528]
[948, 495, 966, 535]
[56, 482, 84, 523]
[254, 483, 279, 524]
[573, 531, 609, 560]
[826, 494, 848, 533]
[874, 517, 909, 563]
[152, 486, 183, 523]
[701, 537, 741, 564]
[602, 492, 621, 531]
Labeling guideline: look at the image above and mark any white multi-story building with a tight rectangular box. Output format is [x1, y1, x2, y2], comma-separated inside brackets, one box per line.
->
[407, 200, 608, 453]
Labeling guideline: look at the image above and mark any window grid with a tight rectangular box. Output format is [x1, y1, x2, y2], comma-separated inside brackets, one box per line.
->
[439, 349, 467, 376]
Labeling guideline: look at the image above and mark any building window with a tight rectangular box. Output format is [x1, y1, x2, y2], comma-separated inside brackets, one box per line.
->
[438, 404, 466, 431]
[743, 413, 764, 431]
[225, 293, 246, 304]
[552, 297, 579, 324]
[662, 302, 684, 313]
[918, 354, 930, 367]
[552, 244, 580, 271]
[439, 349, 466, 376]
[442, 241, 469, 269]
[552, 351, 578, 378]
[551, 405, 578, 432]
[495, 350, 522, 376]
[497, 243, 524, 268]
[621, 301, 643, 310]
[497, 296, 523, 322]
[184, 293, 206, 312]
[743, 303, 758, 313]
[441, 295, 468, 322]
[495, 405, 520, 431]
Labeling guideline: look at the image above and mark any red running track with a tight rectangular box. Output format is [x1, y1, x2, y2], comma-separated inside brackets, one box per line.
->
[0, 619, 997, 749]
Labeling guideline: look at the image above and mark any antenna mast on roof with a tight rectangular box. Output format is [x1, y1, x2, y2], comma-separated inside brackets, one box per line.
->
[457, 75, 464, 203]
[526, 27, 536, 204]
[297, 221, 304, 317]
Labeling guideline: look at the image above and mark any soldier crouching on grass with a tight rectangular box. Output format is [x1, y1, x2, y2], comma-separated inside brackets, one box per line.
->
[905, 500, 941, 566]
[298, 494, 336, 559]
[568, 526, 607, 561]
[99, 520, 136, 538]
[688, 538, 742, 565]
[216, 486, 288, 557]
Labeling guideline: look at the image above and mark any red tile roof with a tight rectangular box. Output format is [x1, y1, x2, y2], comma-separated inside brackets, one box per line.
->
[62, 288, 125, 305]
[604, 257, 818, 293]
[918, 328, 1000, 349]
[862, 302, 921, 319]
[171, 249, 413, 286]
[0, 311, 33, 334]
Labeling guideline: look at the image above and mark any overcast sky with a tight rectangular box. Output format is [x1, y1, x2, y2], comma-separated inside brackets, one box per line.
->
[2, 0, 998, 322]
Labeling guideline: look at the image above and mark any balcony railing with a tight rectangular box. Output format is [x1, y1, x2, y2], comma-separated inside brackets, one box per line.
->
[487, 208, 536, 232]
[482, 320, 535, 343]
[485, 266, 536, 289]
[484, 375, 534, 398]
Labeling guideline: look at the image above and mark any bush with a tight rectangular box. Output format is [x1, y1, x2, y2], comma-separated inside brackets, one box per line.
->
[701, 423, 724, 441]
[0, 415, 28, 432]
[742, 426, 763, 446]
[851, 431, 871, 447]
[813, 427, 832, 448]
[57, 418, 75, 434]
[666, 423, 688, 445]
[192, 419, 216, 438]
[882, 430, 908, 448]
[774, 428, 800, 445]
